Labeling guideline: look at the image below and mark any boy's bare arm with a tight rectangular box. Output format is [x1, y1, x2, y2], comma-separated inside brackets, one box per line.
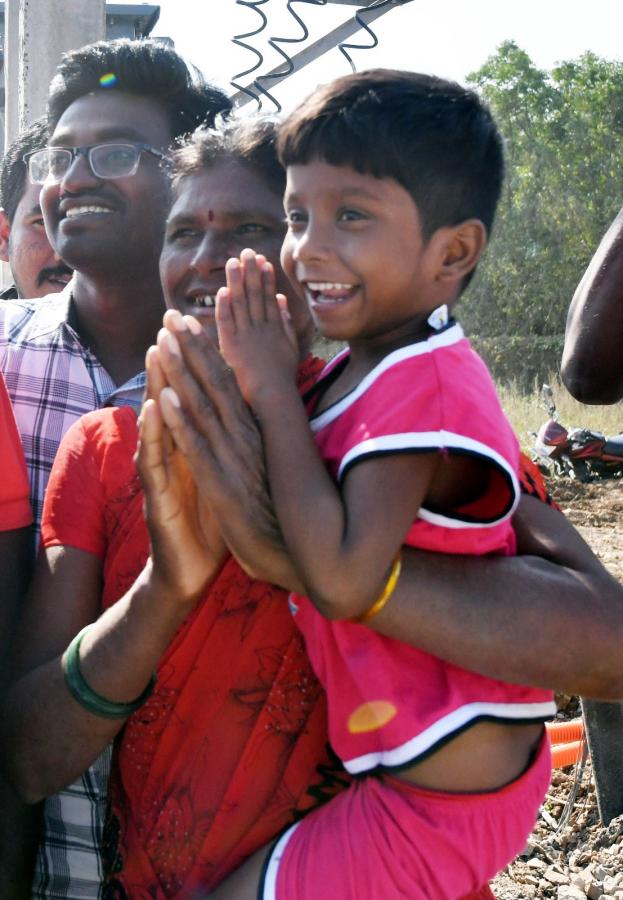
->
[561, 205, 623, 404]
[210, 251, 439, 620]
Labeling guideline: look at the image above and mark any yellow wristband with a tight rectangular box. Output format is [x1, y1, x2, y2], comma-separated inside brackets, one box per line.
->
[354, 552, 402, 623]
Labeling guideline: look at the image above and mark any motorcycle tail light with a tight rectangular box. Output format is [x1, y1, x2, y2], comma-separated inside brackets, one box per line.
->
[537, 419, 568, 447]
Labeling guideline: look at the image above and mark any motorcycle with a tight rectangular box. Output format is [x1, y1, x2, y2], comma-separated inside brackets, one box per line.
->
[532, 384, 623, 481]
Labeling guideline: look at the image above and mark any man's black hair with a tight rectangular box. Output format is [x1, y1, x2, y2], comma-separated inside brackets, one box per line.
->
[48, 39, 232, 140]
[0, 117, 48, 222]
[278, 69, 504, 239]
[170, 116, 285, 197]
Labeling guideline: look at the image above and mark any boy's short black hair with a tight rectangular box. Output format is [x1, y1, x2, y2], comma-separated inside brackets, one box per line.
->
[48, 39, 232, 141]
[278, 69, 504, 238]
[0, 117, 48, 222]
[171, 116, 285, 198]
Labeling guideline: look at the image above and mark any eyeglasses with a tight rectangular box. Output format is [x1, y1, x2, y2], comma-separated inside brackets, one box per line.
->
[24, 142, 170, 184]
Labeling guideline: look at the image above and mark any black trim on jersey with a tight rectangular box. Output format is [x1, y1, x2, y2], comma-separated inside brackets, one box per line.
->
[339, 446, 518, 525]
[302, 318, 459, 418]
[298, 742, 351, 816]
[257, 834, 282, 900]
[301, 352, 350, 412]
[373, 717, 550, 779]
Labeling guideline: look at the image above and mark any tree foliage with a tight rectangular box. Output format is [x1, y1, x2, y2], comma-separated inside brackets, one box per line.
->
[461, 42, 623, 342]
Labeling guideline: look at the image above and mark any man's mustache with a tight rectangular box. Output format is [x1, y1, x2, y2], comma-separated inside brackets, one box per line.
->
[37, 264, 73, 286]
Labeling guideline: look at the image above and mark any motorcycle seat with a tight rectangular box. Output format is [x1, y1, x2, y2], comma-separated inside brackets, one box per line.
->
[603, 434, 623, 456]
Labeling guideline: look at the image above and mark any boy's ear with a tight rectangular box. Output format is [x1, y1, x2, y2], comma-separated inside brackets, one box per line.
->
[432, 219, 487, 285]
[0, 210, 11, 263]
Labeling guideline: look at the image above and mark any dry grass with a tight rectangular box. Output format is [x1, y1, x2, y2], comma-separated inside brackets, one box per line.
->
[497, 374, 623, 453]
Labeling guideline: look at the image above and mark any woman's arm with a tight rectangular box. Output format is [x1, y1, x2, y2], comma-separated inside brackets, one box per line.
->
[3, 546, 205, 803]
[561, 206, 623, 404]
[3, 393, 227, 803]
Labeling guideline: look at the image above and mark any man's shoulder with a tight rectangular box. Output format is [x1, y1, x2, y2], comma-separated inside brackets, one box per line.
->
[0, 286, 72, 344]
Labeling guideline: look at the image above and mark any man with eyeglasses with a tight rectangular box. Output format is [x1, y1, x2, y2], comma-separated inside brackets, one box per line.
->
[0, 37, 230, 899]
[0, 118, 73, 300]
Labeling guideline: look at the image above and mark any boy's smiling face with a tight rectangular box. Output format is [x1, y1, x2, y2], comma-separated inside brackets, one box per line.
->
[281, 159, 444, 347]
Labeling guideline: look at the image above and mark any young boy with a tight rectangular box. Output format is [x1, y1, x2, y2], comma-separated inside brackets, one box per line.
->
[203, 70, 555, 898]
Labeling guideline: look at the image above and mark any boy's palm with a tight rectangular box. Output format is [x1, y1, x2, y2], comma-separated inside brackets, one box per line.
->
[216, 249, 299, 406]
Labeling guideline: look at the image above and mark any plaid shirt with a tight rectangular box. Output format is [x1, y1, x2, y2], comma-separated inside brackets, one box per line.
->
[0, 284, 146, 899]
[0, 284, 145, 532]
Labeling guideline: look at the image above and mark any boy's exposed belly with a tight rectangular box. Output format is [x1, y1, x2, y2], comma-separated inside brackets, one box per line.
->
[384, 721, 545, 793]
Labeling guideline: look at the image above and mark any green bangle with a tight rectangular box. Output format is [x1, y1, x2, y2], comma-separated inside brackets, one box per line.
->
[62, 624, 156, 719]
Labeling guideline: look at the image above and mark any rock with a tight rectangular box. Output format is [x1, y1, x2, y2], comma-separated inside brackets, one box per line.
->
[570, 873, 586, 890]
[528, 858, 548, 871]
[557, 887, 588, 899]
[545, 867, 571, 885]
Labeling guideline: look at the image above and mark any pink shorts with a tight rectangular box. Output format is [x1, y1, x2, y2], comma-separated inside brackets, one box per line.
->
[260, 731, 551, 899]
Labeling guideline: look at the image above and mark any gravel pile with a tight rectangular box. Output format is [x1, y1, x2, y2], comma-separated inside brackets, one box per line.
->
[492, 751, 623, 899]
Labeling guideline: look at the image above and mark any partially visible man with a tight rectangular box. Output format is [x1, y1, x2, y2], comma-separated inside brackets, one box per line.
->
[561, 206, 623, 404]
[0, 373, 33, 900]
[0, 118, 72, 299]
[0, 37, 230, 899]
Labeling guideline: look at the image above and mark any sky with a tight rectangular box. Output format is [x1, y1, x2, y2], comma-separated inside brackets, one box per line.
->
[150, 0, 623, 111]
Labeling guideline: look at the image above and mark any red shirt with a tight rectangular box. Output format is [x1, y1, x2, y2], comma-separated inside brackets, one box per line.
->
[42, 356, 344, 897]
[0, 371, 31, 531]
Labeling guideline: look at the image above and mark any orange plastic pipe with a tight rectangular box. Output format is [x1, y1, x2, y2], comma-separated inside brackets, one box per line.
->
[551, 739, 584, 768]
[545, 718, 584, 745]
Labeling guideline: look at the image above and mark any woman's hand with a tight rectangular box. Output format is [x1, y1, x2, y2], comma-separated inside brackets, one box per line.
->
[151, 311, 303, 589]
[136, 345, 227, 605]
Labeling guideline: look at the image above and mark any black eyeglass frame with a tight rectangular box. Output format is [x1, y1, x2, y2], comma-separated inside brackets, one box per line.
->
[23, 142, 171, 184]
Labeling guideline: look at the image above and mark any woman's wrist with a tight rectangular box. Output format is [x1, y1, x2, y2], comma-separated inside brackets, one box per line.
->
[134, 558, 202, 625]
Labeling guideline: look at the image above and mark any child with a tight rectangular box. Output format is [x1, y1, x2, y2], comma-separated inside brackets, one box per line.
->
[206, 71, 556, 899]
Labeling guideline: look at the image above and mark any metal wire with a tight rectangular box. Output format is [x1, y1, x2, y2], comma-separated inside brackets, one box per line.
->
[230, 0, 401, 110]
[255, 1, 328, 112]
[338, 0, 394, 72]
[230, 0, 271, 109]
[554, 737, 590, 834]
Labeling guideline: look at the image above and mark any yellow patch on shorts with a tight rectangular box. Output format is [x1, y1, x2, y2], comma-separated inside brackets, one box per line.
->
[347, 700, 397, 734]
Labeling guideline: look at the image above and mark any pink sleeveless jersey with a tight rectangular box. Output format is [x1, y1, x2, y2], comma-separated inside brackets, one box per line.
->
[289, 324, 556, 775]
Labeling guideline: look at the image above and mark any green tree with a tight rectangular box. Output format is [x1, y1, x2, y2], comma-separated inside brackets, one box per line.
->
[462, 42, 623, 351]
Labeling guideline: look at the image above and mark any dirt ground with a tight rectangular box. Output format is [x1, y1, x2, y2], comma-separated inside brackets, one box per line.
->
[492, 477, 623, 900]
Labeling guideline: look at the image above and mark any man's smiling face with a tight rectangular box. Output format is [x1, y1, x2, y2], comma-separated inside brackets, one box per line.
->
[40, 91, 172, 278]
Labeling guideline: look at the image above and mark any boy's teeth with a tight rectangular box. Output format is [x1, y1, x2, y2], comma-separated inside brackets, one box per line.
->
[190, 295, 215, 308]
[307, 282, 352, 291]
